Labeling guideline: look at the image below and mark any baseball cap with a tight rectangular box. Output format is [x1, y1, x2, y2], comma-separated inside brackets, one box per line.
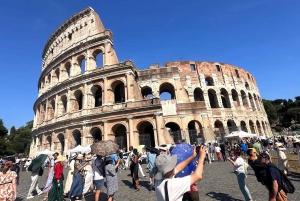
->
[259, 152, 270, 160]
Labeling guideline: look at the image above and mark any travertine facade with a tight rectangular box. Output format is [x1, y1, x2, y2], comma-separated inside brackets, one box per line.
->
[30, 7, 271, 155]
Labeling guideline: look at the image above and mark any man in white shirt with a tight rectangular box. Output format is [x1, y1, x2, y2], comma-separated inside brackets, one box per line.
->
[92, 155, 105, 201]
[154, 145, 206, 201]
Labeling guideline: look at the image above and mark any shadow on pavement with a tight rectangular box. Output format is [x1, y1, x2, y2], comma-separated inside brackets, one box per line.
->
[206, 192, 243, 201]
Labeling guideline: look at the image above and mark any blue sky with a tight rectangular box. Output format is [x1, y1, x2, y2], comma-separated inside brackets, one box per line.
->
[0, 0, 299, 130]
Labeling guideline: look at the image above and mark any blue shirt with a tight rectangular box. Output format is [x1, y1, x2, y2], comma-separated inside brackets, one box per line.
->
[109, 154, 118, 165]
[240, 143, 247, 151]
[147, 153, 156, 171]
[266, 163, 282, 193]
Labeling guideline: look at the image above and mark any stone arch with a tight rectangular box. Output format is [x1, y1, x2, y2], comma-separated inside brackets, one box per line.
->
[253, 94, 260, 111]
[188, 120, 204, 144]
[46, 135, 52, 150]
[261, 121, 266, 135]
[57, 133, 65, 154]
[48, 99, 55, 119]
[112, 124, 127, 149]
[248, 93, 256, 111]
[60, 95, 67, 115]
[231, 89, 240, 107]
[241, 90, 249, 107]
[74, 90, 83, 111]
[92, 49, 103, 68]
[38, 135, 43, 151]
[249, 120, 255, 134]
[77, 55, 86, 74]
[53, 68, 60, 84]
[194, 88, 204, 101]
[47, 74, 51, 89]
[227, 119, 238, 133]
[65, 62, 71, 78]
[159, 82, 176, 100]
[137, 121, 155, 147]
[245, 82, 250, 90]
[72, 129, 82, 147]
[91, 85, 103, 107]
[165, 122, 181, 143]
[214, 120, 225, 138]
[208, 89, 219, 108]
[220, 88, 231, 108]
[205, 77, 214, 86]
[111, 80, 125, 103]
[141, 86, 153, 99]
[240, 121, 247, 132]
[256, 120, 262, 135]
[90, 127, 102, 142]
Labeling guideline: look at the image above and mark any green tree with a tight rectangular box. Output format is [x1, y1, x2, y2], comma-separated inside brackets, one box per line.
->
[0, 119, 8, 156]
[262, 100, 277, 125]
[9, 126, 16, 141]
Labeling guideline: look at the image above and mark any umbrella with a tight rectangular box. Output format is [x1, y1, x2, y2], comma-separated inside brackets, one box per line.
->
[91, 140, 119, 156]
[146, 147, 160, 154]
[170, 143, 198, 178]
[137, 145, 145, 152]
[28, 154, 47, 172]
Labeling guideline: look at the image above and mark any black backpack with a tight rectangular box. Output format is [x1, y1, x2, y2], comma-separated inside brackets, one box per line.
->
[38, 167, 44, 176]
[269, 164, 295, 194]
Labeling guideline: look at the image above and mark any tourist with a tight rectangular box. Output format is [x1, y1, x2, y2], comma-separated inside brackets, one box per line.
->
[105, 156, 120, 201]
[7, 157, 20, 185]
[68, 154, 85, 201]
[24, 157, 32, 172]
[82, 154, 94, 195]
[42, 155, 55, 201]
[219, 141, 227, 161]
[130, 148, 140, 191]
[64, 153, 77, 196]
[147, 150, 157, 191]
[138, 152, 146, 178]
[253, 140, 263, 154]
[92, 155, 105, 201]
[0, 161, 17, 201]
[227, 150, 253, 201]
[275, 142, 289, 175]
[208, 143, 215, 162]
[27, 163, 43, 199]
[240, 140, 247, 156]
[260, 153, 287, 201]
[247, 144, 258, 159]
[154, 145, 206, 201]
[48, 155, 65, 201]
[125, 146, 134, 171]
[214, 144, 222, 162]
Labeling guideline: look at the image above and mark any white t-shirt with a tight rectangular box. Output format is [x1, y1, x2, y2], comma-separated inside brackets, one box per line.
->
[155, 176, 191, 201]
[215, 147, 221, 153]
[93, 158, 103, 180]
[233, 157, 244, 172]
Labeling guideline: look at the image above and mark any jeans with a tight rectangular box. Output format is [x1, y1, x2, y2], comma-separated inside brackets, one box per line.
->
[235, 171, 252, 201]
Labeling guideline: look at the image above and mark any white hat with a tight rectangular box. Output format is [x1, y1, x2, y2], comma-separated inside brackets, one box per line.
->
[274, 142, 283, 148]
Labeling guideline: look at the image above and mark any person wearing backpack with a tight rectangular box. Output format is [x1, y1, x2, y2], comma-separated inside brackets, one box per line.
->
[260, 153, 287, 201]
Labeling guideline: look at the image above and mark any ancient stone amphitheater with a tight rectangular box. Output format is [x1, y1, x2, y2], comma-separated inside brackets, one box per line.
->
[30, 7, 271, 155]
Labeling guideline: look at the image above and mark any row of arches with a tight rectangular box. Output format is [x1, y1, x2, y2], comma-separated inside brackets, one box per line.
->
[39, 49, 104, 94]
[205, 76, 253, 91]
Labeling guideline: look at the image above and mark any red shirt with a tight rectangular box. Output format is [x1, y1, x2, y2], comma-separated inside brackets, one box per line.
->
[54, 162, 63, 180]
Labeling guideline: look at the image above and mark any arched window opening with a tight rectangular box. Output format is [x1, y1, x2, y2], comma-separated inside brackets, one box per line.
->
[93, 49, 103, 68]
[245, 82, 250, 90]
[91, 127, 102, 143]
[138, 121, 155, 147]
[94, 88, 102, 107]
[214, 120, 225, 139]
[141, 87, 153, 99]
[231, 89, 240, 107]
[241, 90, 248, 107]
[74, 90, 83, 111]
[78, 55, 86, 74]
[247, 73, 250, 79]
[253, 94, 260, 111]
[220, 88, 231, 108]
[166, 122, 181, 144]
[241, 121, 247, 132]
[256, 121, 262, 135]
[227, 120, 238, 133]
[190, 64, 196, 71]
[65, 62, 71, 78]
[235, 69, 240, 78]
[113, 124, 127, 149]
[248, 93, 256, 111]
[208, 89, 219, 108]
[159, 82, 176, 100]
[188, 120, 204, 144]
[57, 134, 65, 155]
[215, 65, 221, 72]
[205, 77, 214, 86]
[262, 121, 266, 135]
[61, 95, 67, 115]
[73, 130, 81, 146]
[194, 88, 204, 101]
[249, 120, 255, 134]
[47, 74, 51, 88]
[54, 68, 60, 84]
[112, 81, 125, 103]
[49, 100, 55, 119]
[46, 136, 52, 150]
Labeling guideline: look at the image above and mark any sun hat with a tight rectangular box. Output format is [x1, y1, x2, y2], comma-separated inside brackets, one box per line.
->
[274, 142, 283, 148]
[154, 154, 177, 180]
[55, 155, 66, 163]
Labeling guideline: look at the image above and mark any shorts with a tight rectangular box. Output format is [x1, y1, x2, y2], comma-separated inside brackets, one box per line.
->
[93, 179, 104, 190]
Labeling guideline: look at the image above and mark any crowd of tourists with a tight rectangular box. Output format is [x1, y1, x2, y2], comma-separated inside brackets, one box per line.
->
[0, 135, 299, 201]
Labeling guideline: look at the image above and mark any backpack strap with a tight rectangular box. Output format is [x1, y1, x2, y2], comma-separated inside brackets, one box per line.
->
[164, 180, 169, 201]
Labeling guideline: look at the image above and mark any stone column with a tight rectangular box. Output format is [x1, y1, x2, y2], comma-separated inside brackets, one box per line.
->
[67, 88, 71, 113]
[102, 78, 108, 105]
[127, 117, 133, 147]
[54, 94, 59, 118]
[228, 92, 235, 109]
[125, 71, 134, 102]
[83, 83, 88, 110]
[44, 100, 49, 122]
[154, 113, 164, 145]
[102, 120, 108, 140]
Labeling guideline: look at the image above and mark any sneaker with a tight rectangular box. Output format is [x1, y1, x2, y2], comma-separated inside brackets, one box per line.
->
[38, 191, 43, 196]
[27, 195, 34, 199]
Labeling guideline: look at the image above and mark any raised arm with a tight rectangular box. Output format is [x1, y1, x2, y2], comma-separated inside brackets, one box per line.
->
[190, 146, 206, 185]
[174, 146, 197, 174]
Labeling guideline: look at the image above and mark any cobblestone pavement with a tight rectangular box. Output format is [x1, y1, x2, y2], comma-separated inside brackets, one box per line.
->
[17, 161, 300, 201]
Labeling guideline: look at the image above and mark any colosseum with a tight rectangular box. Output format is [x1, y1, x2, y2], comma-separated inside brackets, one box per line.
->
[29, 7, 271, 155]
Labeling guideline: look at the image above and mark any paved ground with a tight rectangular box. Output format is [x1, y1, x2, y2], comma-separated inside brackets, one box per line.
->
[17, 160, 300, 201]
